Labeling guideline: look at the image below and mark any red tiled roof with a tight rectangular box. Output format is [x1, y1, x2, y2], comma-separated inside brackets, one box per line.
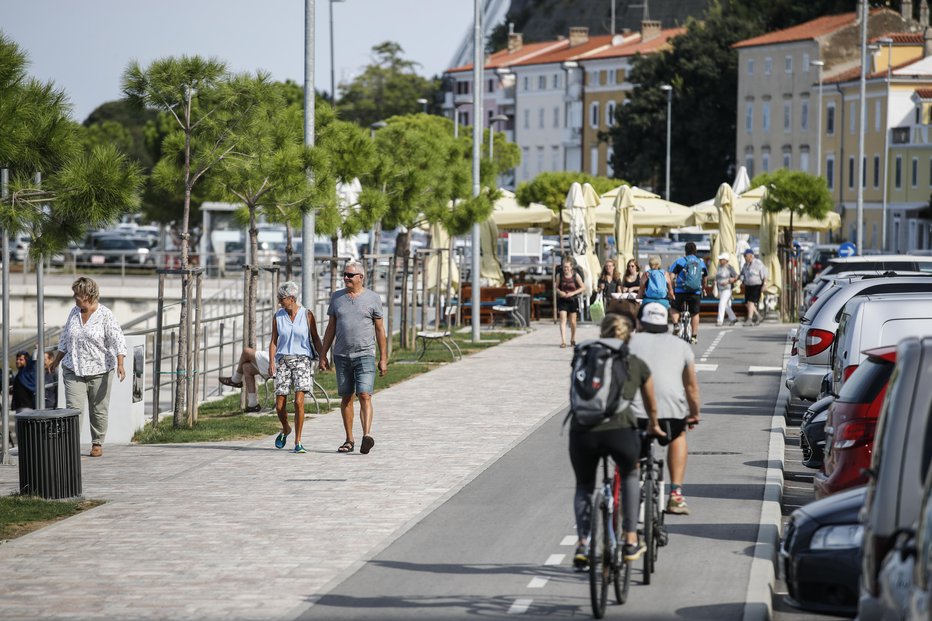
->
[585, 27, 685, 60]
[823, 58, 926, 85]
[870, 32, 924, 44]
[914, 87, 932, 99]
[446, 39, 566, 73]
[733, 11, 872, 49]
[510, 34, 616, 67]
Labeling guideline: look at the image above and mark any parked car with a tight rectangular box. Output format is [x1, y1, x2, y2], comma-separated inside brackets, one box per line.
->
[802, 255, 932, 310]
[814, 345, 896, 499]
[858, 337, 932, 620]
[800, 395, 833, 470]
[806, 244, 840, 283]
[831, 292, 932, 392]
[782, 485, 866, 616]
[906, 464, 932, 620]
[86, 235, 153, 266]
[789, 274, 932, 401]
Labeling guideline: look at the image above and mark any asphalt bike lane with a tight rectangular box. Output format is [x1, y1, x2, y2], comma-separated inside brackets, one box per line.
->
[300, 324, 791, 620]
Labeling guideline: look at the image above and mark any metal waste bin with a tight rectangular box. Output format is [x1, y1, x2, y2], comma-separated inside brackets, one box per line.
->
[506, 293, 531, 327]
[16, 408, 83, 500]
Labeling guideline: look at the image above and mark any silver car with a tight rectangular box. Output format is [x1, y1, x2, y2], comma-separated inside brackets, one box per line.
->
[801, 255, 932, 311]
[790, 274, 932, 401]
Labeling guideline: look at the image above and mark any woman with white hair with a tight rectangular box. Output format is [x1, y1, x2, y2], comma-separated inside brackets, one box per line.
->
[268, 281, 325, 454]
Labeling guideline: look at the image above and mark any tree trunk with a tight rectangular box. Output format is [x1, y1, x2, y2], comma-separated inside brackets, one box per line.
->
[173, 114, 193, 428]
[284, 222, 294, 281]
[247, 206, 259, 349]
[330, 235, 339, 297]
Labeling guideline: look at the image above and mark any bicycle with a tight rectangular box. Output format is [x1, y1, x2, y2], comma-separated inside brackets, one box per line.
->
[638, 432, 668, 583]
[589, 454, 631, 619]
[675, 307, 693, 344]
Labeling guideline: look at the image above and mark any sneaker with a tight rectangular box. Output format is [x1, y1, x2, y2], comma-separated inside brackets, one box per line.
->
[573, 543, 589, 569]
[727, 319, 738, 326]
[622, 542, 646, 561]
[244, 404, 262, 413]
[293, 443, 307, 454]
[219, 376, 243, 388]
[667, 490, 690, 515]
[716, 322, 723, 327]
[689, 335, 698, 345]
[274, 431, 288, 449]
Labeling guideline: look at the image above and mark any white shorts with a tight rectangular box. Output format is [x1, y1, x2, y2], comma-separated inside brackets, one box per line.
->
[255, 351, 270, 378]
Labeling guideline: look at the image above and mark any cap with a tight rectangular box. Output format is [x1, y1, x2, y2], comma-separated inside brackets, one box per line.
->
[717, 252, 729, 261]
[640, 302, 669, 334]
[744, 248, 754, 255]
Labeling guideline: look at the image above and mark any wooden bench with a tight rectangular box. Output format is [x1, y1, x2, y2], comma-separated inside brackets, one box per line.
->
[460, 286, 513, 325]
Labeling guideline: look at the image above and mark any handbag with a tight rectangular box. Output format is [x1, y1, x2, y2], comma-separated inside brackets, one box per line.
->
[590, 293, 605, 322]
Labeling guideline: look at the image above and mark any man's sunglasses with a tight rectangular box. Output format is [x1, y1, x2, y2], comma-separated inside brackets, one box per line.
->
[343, 272, 361, 279]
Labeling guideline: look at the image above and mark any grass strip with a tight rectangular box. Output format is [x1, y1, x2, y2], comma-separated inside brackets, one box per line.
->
[0, 495, 104, 541]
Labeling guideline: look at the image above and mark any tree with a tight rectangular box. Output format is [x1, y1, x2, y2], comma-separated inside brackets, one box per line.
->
[753, 168, 833, 245]
[336, 42, 439, 127]
[123, 56, 269, 427]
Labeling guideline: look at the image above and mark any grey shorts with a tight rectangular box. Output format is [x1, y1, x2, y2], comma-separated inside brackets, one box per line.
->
[274, 355, 314, 396]
[334, 355, 376, 397]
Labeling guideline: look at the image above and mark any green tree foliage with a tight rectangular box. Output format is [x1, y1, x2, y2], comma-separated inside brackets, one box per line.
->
[752, 168, 833, 243]
[83, 99, 158, 168]
[515, 171, 619, 212]
[336, 42, 439, 127]
[0, 33, 142, 257]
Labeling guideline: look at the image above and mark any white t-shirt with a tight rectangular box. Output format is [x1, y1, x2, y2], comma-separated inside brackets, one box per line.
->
[628, 331, 694, 420]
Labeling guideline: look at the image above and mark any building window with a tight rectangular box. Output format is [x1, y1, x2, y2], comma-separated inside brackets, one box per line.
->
[747, 58, 755, 75]
[552, 146, 560, 170]
[874, 155, 880, 188]
[764, 57, 772, 75]
[488, 79, 495, 93]
[783, 152, 791, 168]
[917, 107, 922, 124]
[929, 157, 932, 187]
[875, 100, 881, 132]
[800, 151, 810, 172]
[536, 146, 544, 173]
[523, 109, 529, 129]
[606, 101, 616, 126]
[458, 110, 469, 127]
[745, 103, 753, 134]
[588, 70, 600, 87]
[827, 103, 836, 135]
[590, 146, 599, 175]
[826, 156, 835, 189]
[456, 80, 470, 95]
[590, 101, 600, 128]
[745, 155, 754, 177]
[912, 157, 919, 187]
[848, 156, 855, 189]
[762, 102, 770, 131]
[783, 102, 792, 132]
[553, 74, 560, 89]
[895, 155, 903, 188]
[522, 147, 529, 178]
[762, 151, 770, 172]
[850, 102, 857, 134]
[801, 101, 809, 131]
[553, 106, 560, 128]
[607, 70, 616, 86]
[785, 55, 793, 73]
[538, 75, 546, 90]
[539, 107, 545, 129]
[803, 53, 810, 71]
[523, 76, 529, 91]
[862, 156, 867, 188]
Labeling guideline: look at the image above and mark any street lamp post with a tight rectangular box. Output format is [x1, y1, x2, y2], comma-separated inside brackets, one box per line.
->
[329, 0, 345, 103]
[488, 113, 509, 160]
[811, 60, 825, 178]
[856, 0, 868, 254]
[877, 37, 893, 251]
[417, 98, 428, 114]
[660, 84, 672, 201]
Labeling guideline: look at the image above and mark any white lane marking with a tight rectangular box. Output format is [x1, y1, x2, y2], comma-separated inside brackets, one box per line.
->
[700, 329, 731, 361]
[527, 577, 549, 589]
[544, 554, 564, 566]
[560, 535, 576, 546]
[695, 363, 719, 372]
[508, 598, 533, 614]
[749, 366, 783, 374]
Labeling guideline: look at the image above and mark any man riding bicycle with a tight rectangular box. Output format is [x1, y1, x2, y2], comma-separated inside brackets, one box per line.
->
[668, 242, 707, 345]
[570, 314, 665, 568]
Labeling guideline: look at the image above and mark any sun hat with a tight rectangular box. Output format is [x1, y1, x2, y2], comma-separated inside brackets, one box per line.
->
[744, 248, 755, 255]
[640, 302, 669, 334]
[717, 252, 729, 260]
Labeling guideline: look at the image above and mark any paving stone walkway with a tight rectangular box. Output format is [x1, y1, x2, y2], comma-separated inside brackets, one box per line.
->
[0, 321, 589, 621]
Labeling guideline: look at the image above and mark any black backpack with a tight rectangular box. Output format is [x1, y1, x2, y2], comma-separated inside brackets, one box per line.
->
[568, 338, 631, 426]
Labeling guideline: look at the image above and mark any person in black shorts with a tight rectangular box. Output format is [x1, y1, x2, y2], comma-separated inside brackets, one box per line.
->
[556, 260, 585, 348]
[668, 242, 707, 344]
[739, 249, 768, 326]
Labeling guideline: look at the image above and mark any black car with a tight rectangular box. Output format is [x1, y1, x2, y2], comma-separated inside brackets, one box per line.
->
[781, 486, 866, 617]
[800, 396, 832, 470]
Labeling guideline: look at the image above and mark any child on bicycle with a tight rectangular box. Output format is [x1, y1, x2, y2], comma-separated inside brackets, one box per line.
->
[569, 314, 665, 568]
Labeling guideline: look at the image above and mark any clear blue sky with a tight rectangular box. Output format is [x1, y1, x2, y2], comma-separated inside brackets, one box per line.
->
[3, 0, 475, 122]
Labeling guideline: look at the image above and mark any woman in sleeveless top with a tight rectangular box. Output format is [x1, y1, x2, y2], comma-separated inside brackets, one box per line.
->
[268, 281, 325, 454]
[638, 255, 674, 309]
[596, 260, 623, 299]
[557, 261, 585, 348]
[621, 259, 641, 293]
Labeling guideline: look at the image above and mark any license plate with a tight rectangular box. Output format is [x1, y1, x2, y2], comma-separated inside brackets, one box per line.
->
[91, 255, 105, 265]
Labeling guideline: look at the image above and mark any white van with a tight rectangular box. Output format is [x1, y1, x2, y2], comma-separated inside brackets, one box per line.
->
[831, 292, 932, 392]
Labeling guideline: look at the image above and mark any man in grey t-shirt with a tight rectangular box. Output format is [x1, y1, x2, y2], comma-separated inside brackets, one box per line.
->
[320, 261, 388, 455]
[629, 303, 702, 515]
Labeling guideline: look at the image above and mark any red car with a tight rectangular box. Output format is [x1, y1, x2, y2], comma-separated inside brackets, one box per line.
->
[813, 345, 897, 499]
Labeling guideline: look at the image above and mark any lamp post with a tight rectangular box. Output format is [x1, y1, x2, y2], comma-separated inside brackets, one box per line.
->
[329, 0, 345, 103]
[488, 113, 509, 160]
[877, 37, 893, 251]
[561, 61, 579, 171]
[811, 60, 825, 178]
[369, 119, 387, 140]
[856, 0, 867, 254]
[417, 97, 429, 114]
[660, 84, 672, 201]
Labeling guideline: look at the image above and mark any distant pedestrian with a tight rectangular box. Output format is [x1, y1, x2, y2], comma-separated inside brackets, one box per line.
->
[320, 260, 388, 455]
[219, 348, 273, 413]
[620, 259, 641, 295]
[630, 303, 702, 515]
[43, 351, 58, 409]
[49, 277, 126, 458]
[595, 259, 623, 299]
[638, 255, 674, 308]
[713, 253, 738, 327]
[739, 249, 768, 326]
[10, 351, 36, 412]
[268, 281, 325, 454]
[557, 260, 586, 349]
[669, 242, 708, 344]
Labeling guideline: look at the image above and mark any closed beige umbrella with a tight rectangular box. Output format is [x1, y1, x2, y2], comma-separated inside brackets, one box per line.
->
[693, 185, 842, 231]
[714, 183, 739, 272]
[566, 182, 594, 291]
[563, 185, 694, 233]
[479, 217, 504, 286]
[581, 183, 602, 291]
[424, 222, 459, 291]
[760, 209, 782, 297]
[612, 185, 635, 272]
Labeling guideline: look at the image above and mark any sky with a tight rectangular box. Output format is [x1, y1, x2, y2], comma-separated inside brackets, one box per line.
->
[3, 0, 476, 122]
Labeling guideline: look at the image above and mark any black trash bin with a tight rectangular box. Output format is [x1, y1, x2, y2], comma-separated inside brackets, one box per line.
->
[16, 408, 83, 500]
[505, 293, 531, 327]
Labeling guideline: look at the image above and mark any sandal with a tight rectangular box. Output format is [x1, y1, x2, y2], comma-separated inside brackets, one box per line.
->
[360, 435, 375, 455]
[338, 440, 355, 453]
[560, 342, 566, 348]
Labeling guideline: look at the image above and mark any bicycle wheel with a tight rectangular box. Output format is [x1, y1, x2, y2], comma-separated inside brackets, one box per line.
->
[682, 311, 692, 343]
[642, 475, 655, 583]
[610, 467, 629, 603]
[589, 491, 610, 619]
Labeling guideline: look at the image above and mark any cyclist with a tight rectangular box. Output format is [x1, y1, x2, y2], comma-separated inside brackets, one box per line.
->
[668, 242, 707, 344]
[570, 314, 665, 568]
[630, 303, 701, 515]
[638, 255, 674, 309]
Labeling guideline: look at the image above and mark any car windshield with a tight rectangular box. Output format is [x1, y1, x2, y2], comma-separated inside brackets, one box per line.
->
[837, 357, 895, 403]
[803, 285, 842, 323]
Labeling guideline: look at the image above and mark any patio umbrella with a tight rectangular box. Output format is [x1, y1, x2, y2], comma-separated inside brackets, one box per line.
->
[479, 216, 504, 286]
[562, 185, 694, 233]
[490, 189, 558, 231]
[732, 165, 752, 195]
[612, 185, 635, 271]
[760, 209, 782, 297]
[581, 183, 602, 291]
[714, 183, 739, 272]
[693, 185, 842, 231]
[424, 222, 459, 291]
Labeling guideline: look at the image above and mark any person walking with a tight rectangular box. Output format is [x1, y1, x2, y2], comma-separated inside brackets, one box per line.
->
[43, 351, 58, 409]
[739, 249, 768, 326]
[713, 253, 738, 327]
[267, 281, 324, 454]
[630, 303, 702, 515]
[639, 255, 674, 308]
[556, 260, 586, 349]
[669, 242, 707, 344]
[320, 260, 388, 455]
[10, 352, 37, 413]
[569, 313, 665, 567]
[49, 277, 126, 457]
[219, 348, 273, 412]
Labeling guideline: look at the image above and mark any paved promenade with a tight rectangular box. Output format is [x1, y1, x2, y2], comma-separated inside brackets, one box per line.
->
[0, 321, 587, 621]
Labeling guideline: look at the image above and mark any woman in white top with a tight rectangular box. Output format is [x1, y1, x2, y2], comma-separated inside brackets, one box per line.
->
[50, 277, 126, 457]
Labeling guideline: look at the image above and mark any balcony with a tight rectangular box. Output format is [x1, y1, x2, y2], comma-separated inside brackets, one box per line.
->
[891, 126, 911, 144]
[563, 127, 582, 146]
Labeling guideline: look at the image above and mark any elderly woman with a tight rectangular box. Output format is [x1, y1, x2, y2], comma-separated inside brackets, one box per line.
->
[49, 277, 126, 457]
[268, 281, 325, 454]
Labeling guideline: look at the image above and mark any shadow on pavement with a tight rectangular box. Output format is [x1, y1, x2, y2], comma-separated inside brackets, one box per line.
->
[681, 482, 771, 501]
[675, 601, 747, 619]
[665, 521, 762, 547]
[304, 592, 583, 619]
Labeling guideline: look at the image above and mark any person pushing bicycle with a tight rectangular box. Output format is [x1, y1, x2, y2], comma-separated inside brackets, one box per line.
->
[569, 314, 665, 568]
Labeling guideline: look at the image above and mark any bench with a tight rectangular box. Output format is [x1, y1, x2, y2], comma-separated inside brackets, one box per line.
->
[460, 286, 514, 325]
[414, 306, 462, 362]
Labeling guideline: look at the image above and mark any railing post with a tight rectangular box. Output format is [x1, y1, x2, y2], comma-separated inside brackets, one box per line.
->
[191, 270, 203, 424]
[151, 273, 165, 427]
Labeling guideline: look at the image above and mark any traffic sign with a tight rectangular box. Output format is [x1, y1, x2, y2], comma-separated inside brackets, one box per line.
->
[838, 242, 857, 257]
